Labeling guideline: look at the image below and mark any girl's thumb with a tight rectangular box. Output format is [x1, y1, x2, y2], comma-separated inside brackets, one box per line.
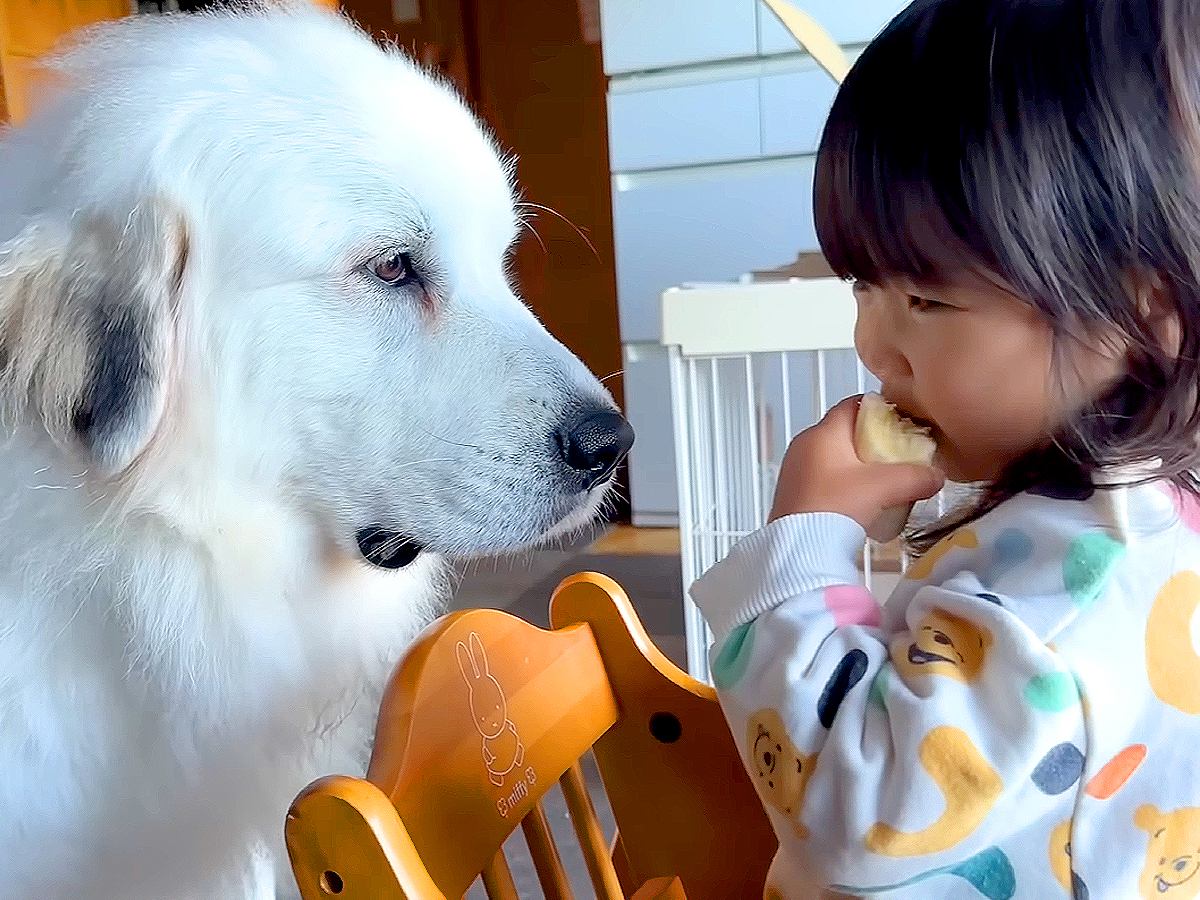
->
[870, 464, 945, 509]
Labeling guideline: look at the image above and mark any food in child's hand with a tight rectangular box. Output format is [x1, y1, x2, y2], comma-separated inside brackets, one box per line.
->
[854, 392, 938, 542]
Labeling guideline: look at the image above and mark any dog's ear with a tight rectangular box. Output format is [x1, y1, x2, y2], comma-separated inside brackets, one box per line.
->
[0, 199, 185, 475]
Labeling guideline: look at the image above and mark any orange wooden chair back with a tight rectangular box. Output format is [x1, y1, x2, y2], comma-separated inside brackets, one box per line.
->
[285, 573, 777, 899]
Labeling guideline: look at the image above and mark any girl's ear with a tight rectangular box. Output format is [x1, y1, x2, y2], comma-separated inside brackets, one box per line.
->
[1134, 271, 1182, 359]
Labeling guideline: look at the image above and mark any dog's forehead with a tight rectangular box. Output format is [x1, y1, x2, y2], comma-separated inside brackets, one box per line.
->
[47, 9, 518, 262]
[201, 67, 516, 262]
[206, 16, 518, 255]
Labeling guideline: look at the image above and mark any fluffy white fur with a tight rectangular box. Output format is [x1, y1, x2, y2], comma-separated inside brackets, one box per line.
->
[0, 6, 618, 898]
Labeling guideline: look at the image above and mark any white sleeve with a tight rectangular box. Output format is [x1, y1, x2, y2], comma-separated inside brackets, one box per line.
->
[690, 512, 1088, 892]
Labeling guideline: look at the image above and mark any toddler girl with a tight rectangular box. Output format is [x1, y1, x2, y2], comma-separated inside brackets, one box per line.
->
[692, 0, 1200, 896]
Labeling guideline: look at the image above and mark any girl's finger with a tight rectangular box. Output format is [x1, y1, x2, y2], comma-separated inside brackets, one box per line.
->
[867, 463, 945, 508]
[815, 394, 864, 437]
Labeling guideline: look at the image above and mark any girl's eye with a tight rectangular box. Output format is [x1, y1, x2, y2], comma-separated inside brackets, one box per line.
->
[369, 251, 418, 287]
[907, 294, 945, 312]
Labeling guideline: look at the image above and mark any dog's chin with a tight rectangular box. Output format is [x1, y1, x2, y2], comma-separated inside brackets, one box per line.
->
[537, 489, 609, 544]
[354, 481, 613, 569]
[359, 485, 611, 568]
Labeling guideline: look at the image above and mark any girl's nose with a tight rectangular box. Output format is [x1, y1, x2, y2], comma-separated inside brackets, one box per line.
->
[854, 285, 912, 386]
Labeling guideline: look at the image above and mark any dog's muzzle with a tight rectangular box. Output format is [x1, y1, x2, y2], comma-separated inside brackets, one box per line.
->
[355, 526, 423, 569]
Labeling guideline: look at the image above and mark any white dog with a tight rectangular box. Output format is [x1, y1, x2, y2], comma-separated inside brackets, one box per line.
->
[0, 6, 632, 898]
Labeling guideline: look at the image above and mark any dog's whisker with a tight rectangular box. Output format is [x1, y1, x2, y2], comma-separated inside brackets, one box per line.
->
[519, 217, 548, 255]
[412, 424, 484, 453]
[598, 369, 624, 385]
[389, 456, 461, 471]
[516, 201, 600, 261]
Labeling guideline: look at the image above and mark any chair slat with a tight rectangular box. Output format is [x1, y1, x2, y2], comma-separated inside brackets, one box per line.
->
[550, 574, 778, 899]
[480, 850, 519, 900]
[560, 762, 623, 900]
[520, 802, 573, 900]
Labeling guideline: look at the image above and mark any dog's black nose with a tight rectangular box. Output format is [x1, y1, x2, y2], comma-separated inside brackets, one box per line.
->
[556, 410, 635, 490]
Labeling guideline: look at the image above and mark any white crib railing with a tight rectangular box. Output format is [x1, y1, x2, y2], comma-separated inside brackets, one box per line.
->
[663, 277, 888, 682]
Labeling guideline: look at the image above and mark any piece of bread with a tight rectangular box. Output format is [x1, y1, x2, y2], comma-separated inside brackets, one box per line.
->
[854, 393, 937, 542]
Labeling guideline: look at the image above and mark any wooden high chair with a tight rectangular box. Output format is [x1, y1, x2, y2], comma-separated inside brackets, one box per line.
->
[285, 572, 777, 899]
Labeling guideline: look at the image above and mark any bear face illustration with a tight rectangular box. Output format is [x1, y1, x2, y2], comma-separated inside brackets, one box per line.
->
[892, 610, 992, 683]
[747, 708, 816, 839]
[1136, 805, 1200, 898]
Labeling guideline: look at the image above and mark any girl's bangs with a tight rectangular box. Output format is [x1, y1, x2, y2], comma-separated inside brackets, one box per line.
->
[812, 0, 1009, 291]
[814, 108, 994, 291]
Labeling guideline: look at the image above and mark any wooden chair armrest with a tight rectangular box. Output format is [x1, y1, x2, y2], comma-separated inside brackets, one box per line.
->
[286, 775, 444, 900]
[631, 876, 688, 900]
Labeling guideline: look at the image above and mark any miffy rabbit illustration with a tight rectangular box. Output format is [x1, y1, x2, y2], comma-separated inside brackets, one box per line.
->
[457, 632, 525, 786]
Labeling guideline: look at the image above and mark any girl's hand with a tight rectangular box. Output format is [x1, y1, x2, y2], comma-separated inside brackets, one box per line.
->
[769, 396, 945, 528]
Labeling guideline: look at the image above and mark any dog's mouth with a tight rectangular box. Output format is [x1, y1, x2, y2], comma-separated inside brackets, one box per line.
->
[355, 526, 424, 570]
[351, 472, 614, 567]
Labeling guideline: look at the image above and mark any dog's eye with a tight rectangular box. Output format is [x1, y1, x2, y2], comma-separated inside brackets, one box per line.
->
[369, 251, 418, 287]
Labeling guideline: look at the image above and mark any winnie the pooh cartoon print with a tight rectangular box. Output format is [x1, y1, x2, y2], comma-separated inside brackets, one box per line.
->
[748, 707, 817, 839]
[1048, 817, 1092, 898]
[1136, 804, 1200, 898]
[457, 632, 524, 786]
[892, 610, 993, 683]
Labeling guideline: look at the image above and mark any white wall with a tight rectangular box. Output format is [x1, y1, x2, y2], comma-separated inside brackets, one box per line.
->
[600, 0, 907, 524]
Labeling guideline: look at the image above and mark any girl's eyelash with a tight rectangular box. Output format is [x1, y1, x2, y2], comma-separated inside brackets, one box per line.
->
[908, 295, 946, 311]
[849, 282, 949, 311]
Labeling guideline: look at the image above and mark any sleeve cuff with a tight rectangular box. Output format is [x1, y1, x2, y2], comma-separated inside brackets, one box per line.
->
[689, 512, 866, 640]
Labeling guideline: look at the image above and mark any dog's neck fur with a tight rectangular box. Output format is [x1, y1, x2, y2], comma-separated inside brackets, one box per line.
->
[0, 375, 446, 898]
[0, 410, 443, 727]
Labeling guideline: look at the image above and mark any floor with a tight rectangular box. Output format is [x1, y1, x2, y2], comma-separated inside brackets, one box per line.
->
[448, 525, 687, 669]
[447, 526, 684, 898]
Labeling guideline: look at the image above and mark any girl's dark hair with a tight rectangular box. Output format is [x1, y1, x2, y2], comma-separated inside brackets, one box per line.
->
[814, 0, 1200, 553]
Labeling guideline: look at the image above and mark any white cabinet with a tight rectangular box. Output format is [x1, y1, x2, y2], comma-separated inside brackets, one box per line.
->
[623, 343, 680, 526]
[600, 0, 758, 75]
[759, 65, 838, 156]
[611, 157, 819, 343]
[607, 63, 841, 172]
[757, 0, 907, 55]
[607, 77, 761, 171]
